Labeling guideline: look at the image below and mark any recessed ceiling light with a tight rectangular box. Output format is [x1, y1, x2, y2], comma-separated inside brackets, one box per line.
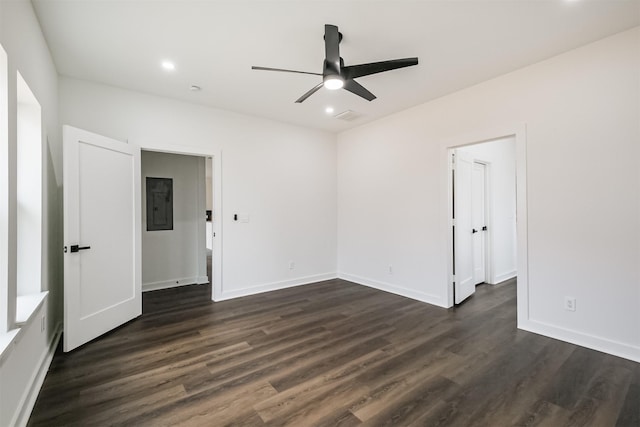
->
[325, 107, 334, 114]
[161, 61, 175, 71]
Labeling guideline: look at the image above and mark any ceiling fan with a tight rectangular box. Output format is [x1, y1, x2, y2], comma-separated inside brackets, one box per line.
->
[252, 24, 419, 103]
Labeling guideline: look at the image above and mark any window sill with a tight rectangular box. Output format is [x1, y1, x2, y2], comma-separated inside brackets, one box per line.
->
[0, 292, 48, 364]
[16, 291, 48, 326]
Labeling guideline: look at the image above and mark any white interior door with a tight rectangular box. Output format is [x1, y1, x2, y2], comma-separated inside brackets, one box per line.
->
[472, 162, 486, 285]
[454, 150, 475, 304]
[63, 126, 141, 352]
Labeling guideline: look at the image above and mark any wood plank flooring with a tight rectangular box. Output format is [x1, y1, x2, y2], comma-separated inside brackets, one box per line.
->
[28, 278, 639, 426]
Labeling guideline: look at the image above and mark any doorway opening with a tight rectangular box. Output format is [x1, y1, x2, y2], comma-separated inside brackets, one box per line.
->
[139, 145, 221, 303]
[140, 151, 208, 298]
[445, 125, 528, 318]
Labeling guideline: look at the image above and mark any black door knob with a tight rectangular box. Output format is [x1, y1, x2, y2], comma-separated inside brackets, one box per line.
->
[472, 229, 478, 234]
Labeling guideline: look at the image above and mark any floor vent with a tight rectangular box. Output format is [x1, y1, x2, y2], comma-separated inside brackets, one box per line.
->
[334, 110, 362, 121]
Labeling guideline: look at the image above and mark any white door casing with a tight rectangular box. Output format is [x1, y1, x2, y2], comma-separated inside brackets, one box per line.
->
[443, 125, 527, 317]
[472, 161, 487, 285]
[63, 126, 141, 352]
[453, 150, 475, 304]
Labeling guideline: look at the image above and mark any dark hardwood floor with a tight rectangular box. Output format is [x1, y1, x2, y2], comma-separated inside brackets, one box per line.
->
[29, 278, 639, 426]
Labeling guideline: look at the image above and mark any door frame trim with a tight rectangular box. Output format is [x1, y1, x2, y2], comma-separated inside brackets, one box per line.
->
[443, 123, 528, 326]
[137, 142, 222, 302]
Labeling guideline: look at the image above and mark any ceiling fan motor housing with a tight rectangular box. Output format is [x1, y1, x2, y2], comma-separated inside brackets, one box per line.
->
[323, 57, 344, 82]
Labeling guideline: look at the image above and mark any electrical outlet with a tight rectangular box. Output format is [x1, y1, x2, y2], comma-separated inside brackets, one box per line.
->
[289, 261, 295, 270]
[564, 297, 576, 312]
[388, 265, 393, 275]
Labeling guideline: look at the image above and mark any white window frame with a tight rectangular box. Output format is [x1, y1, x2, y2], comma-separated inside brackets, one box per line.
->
[0, 43, 10, 334]
[15, 71, 44, 326]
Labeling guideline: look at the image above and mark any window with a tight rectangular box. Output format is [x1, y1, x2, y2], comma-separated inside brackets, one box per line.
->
[16, 72, 42, 303]
[0, 61, 46, 345]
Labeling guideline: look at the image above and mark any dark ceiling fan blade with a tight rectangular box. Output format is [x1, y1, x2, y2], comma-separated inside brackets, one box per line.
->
[295, 82, 324, 103]
[343, 79, 376, 101]
[252, 66, 322, 76]
[324, 24, 341, 73]
[343, 58, 418, 79]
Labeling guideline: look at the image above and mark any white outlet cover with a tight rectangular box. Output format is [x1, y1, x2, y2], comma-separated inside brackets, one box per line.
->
[564, 297, 576, 311]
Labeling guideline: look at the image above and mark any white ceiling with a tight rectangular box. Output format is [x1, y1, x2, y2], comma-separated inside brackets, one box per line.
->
[32, 0, 640, 133]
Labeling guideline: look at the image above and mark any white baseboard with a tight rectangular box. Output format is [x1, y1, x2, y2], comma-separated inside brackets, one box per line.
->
[338, 272, 447, 308]
[493, 270, 517, 284]
[142, 276, 202, 292]
[13, 322, 62, 427]
[519, 318, 640, 363]
[196, 276, 209, 285]
[216, 272, 337, 301]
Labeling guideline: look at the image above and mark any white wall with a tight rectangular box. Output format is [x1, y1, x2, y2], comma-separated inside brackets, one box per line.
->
[458, 137, 517, 284]
[0, 0, 62, 425]
[337, 28, 640, 362]
[59, 77, 338, 300]
[141, 151, 207, 291]
[0, 300, 52, 426]
[206, 157, 213, 211]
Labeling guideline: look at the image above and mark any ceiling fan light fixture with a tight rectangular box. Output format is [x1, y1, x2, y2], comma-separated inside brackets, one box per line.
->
[323, 75, 344, 90]
[252, 25, 418, 103]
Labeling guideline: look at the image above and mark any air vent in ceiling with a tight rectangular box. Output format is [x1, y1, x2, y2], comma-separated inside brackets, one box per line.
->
[334, 110, 362, 121]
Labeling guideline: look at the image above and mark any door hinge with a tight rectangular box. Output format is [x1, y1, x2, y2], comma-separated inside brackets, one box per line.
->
[451, 274, 456, 283]
[451, 219, 456, 226]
